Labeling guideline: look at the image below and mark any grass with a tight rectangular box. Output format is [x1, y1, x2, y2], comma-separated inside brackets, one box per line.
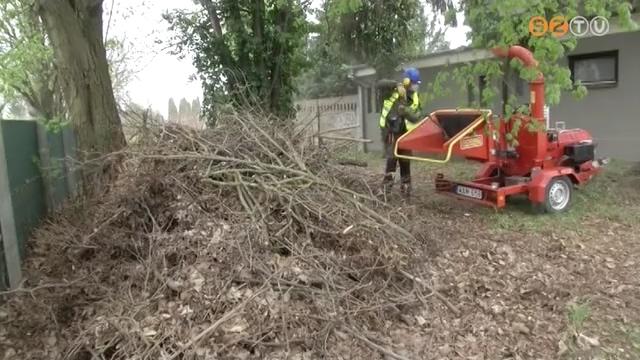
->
[334, 148, 639, 233]
[567, 300, 592, 334]
[627, 327, 640, 356]
[560, 300, 594, 360]
[558, 301, 640, 360]
[481, 159, 640, 233]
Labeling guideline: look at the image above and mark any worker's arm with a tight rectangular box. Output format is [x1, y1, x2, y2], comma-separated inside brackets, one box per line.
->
[400, 92, 422, 124]
[378, 92, 400, 128]
[409, 91, 421, 113]
[398, 104, 420, 123]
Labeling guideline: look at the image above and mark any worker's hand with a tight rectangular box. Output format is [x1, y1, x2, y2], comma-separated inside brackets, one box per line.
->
[380, 127, 388, 142]
[396, 84, 406, 99]
[397, 104, 407, 116]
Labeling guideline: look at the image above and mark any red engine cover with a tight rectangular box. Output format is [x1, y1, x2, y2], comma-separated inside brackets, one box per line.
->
[547, 128, 595, 163]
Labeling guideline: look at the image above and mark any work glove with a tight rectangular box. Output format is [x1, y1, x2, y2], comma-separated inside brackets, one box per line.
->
[397, 104, 407, 116]
[396, 85, 407, 100]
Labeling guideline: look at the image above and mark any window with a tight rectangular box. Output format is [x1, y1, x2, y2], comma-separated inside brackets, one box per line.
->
[366, 87, 372, 113]
[569, 50, 618, 88]
[515, 76, 525, 97]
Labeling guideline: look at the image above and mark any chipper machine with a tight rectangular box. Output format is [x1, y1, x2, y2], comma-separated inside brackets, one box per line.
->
[395, 46, 607, 213]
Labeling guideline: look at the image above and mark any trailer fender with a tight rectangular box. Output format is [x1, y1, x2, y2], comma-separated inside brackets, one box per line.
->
[528, 167, 576, 203]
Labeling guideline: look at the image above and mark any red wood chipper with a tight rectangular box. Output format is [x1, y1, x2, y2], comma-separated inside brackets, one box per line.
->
[395, 45, 608, 213]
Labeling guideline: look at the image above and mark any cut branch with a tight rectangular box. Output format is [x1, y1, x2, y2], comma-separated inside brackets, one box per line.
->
[342, 326, 411, 360]
[399, 270, 461, 316]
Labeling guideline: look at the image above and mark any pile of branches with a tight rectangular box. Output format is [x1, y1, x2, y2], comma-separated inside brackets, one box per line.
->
[2, 111, 450, 360]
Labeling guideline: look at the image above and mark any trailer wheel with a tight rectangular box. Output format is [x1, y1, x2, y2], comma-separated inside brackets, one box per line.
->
[544, 176, 573, 213]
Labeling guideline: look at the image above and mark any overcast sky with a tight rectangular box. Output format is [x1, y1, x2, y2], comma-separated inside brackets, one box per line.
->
[107, 0, 470, 118]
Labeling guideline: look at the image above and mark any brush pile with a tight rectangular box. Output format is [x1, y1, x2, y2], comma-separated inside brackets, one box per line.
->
[1, 111, 442, 360]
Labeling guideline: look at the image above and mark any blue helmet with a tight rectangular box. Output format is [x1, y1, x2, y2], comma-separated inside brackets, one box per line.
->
[403, 67, 421, 84]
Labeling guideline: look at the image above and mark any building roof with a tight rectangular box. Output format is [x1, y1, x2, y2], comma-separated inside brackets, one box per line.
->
[351, 47, 492, 78]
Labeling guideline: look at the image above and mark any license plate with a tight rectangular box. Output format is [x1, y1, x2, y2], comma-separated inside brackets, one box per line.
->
[455, 185, 483, 200]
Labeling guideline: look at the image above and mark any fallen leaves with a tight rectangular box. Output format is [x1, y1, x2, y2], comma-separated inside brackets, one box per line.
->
[1, 119, 640, 360]
[189, 269, 205, 292]
[511, 322, 530, 335]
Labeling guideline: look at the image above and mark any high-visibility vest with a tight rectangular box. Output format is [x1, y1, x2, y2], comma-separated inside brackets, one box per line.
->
[379, 91, 421, 131]
[379, 92, 399, 128]
[406, 91, 420, 131]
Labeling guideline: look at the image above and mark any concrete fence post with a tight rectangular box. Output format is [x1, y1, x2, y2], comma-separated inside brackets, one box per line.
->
[356, 87, 365, 152]
[316, 98, 322, 148]
[0, 121, 22, 289]
[36, 123, 54, 212]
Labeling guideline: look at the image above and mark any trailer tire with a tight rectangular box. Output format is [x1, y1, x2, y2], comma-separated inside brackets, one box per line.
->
[544, 176, 573, 213]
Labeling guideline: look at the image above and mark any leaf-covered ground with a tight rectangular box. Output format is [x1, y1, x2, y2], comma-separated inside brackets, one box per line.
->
[1, 137, 639, 360]
[360, 157, 640, 359]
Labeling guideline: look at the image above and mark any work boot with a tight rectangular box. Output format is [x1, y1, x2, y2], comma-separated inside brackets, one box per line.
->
[400, 182, 412, 199]
[381, 173, 394, 194]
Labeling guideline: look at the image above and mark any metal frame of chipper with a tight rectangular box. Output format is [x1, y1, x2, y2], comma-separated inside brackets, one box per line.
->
[394, 45, 608, 213]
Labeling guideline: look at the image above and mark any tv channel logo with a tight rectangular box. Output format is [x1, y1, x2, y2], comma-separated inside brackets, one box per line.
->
[529, 15, 609, 37]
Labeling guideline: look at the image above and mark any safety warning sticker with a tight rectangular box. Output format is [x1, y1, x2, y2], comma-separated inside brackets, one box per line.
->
[460, 134, 483, 150]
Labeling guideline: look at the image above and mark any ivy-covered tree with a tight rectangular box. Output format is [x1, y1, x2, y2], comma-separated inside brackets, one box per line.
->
[164, 0, 310, 123]
[37, 0, 126, 186]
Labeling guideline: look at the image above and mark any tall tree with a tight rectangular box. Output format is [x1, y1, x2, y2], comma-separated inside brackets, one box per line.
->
[102, 0, 158, 106]
[178, 97, 190, 124]
[105, 37, 137, 105]
[297, 1, 449, 98]
[165, 0, 310, 122]
[168, 98, 178, 122]
[0, 0, 61, 120]
[191, 98, 201, 121]
[324, 0, 431, 77]
[37, 0, 125, 169]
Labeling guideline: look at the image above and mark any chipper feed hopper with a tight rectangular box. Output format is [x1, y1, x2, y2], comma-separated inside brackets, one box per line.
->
[395, 45, 607, 213]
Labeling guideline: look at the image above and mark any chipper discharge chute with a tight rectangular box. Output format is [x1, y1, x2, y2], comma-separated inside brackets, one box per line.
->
[395, 45, 608, 213]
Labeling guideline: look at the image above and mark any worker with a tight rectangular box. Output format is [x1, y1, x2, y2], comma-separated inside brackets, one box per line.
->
[378, 69, 422, 197]
[402, 67, 422, 118]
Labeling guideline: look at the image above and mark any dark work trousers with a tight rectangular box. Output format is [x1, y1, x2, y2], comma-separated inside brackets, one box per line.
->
[383, 131, 412, 184]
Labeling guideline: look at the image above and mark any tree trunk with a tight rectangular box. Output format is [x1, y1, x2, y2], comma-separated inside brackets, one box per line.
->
[252, 0, 265, 91]
[269, 4, 292, 117]
[199, 0, 237, 94]
[37, 0, 125, 185]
